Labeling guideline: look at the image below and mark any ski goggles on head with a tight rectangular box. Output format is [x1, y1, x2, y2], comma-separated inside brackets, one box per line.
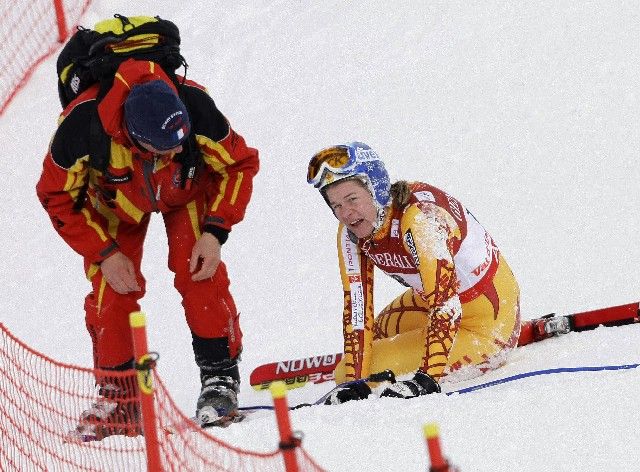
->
[307, 145, 355, 188]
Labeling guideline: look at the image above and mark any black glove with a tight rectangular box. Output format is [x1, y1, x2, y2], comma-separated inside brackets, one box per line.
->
[379, 370, 441, 399]
[323, 382, 372, 405]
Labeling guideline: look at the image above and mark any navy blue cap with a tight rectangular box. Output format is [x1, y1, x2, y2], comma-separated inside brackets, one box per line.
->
[124, 80, 190, 151]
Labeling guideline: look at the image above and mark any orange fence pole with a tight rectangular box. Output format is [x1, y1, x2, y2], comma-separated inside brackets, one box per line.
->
[270, 381, 301, 472]
[52, 0, 68, 42]
[130, 312, 163, 472]
[424, 423, 458, 472]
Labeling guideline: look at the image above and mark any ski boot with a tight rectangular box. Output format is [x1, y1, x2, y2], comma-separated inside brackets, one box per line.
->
[192, 335, 244, 427]
[69, 384, 141, 442]
[195, 375, 241, 427]
[519, 313, 572, 346]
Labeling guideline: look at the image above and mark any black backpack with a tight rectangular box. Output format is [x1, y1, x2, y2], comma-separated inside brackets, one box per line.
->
[57, 14, 185, 108]
[55, 14, 198, 209]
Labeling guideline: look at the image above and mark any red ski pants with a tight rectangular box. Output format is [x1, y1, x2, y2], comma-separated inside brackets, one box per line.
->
[83, 204, 241, 370]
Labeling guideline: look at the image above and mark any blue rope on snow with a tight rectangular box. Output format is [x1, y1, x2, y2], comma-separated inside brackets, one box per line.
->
[239, 363, 639, 411]
[449, 363, 639, 395]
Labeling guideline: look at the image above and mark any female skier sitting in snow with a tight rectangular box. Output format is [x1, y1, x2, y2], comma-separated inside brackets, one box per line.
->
[307, 142, 521, 403]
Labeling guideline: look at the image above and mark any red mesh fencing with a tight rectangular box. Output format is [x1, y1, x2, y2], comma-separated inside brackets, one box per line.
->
[0, 0, 92, 115]
[0, 323, 326, 471]
[154, 376, 325, 471]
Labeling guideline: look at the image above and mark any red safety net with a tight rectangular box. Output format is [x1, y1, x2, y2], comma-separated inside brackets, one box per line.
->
[0, 323, 326, 471]
[0, 0, 91, 115]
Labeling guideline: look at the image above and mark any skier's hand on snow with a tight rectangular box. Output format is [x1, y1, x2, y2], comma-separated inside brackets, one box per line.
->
[324, 382, 372, 405]
[190, 232, 221, 281]
[100, 252, 141, 294]
[379, 370, 440, 399]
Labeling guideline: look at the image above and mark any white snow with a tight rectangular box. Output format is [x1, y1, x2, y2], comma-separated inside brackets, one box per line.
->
[1, 1, 639, 471]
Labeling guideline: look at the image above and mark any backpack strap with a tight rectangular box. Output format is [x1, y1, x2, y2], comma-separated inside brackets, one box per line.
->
[175, 131, 198, 190]
[173, 75, 200, 190]
[88, 104, 112, 173]
[71, 103, 111, 212]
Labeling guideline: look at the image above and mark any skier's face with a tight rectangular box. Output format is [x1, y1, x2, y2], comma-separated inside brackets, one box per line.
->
[325, 179, 377, 239]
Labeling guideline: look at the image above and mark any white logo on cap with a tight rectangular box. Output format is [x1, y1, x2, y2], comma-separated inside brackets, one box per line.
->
[162, 111, 183, 130]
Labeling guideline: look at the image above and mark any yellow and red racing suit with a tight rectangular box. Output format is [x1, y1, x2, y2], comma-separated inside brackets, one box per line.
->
[334, 182, 520, 383]
[36, 59, 259, 370]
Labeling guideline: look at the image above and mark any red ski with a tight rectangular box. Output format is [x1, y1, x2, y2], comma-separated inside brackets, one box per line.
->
[250, 301, 639, 390]
[517, 301, 639, 345]
[250, 353, 343, 390]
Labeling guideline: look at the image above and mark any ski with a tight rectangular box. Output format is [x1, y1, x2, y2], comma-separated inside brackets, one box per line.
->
[250, 301, 639, 390]
[250, 353, 343, 390]
[517, 300, 639, 345]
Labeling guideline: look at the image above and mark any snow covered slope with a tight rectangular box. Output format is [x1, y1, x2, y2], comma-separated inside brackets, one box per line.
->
[1, 1, 638, 470]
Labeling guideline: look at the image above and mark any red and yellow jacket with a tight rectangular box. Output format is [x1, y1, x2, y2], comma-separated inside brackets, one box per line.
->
[36, 60, 259, 263]
[336, 182, 500, 379]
